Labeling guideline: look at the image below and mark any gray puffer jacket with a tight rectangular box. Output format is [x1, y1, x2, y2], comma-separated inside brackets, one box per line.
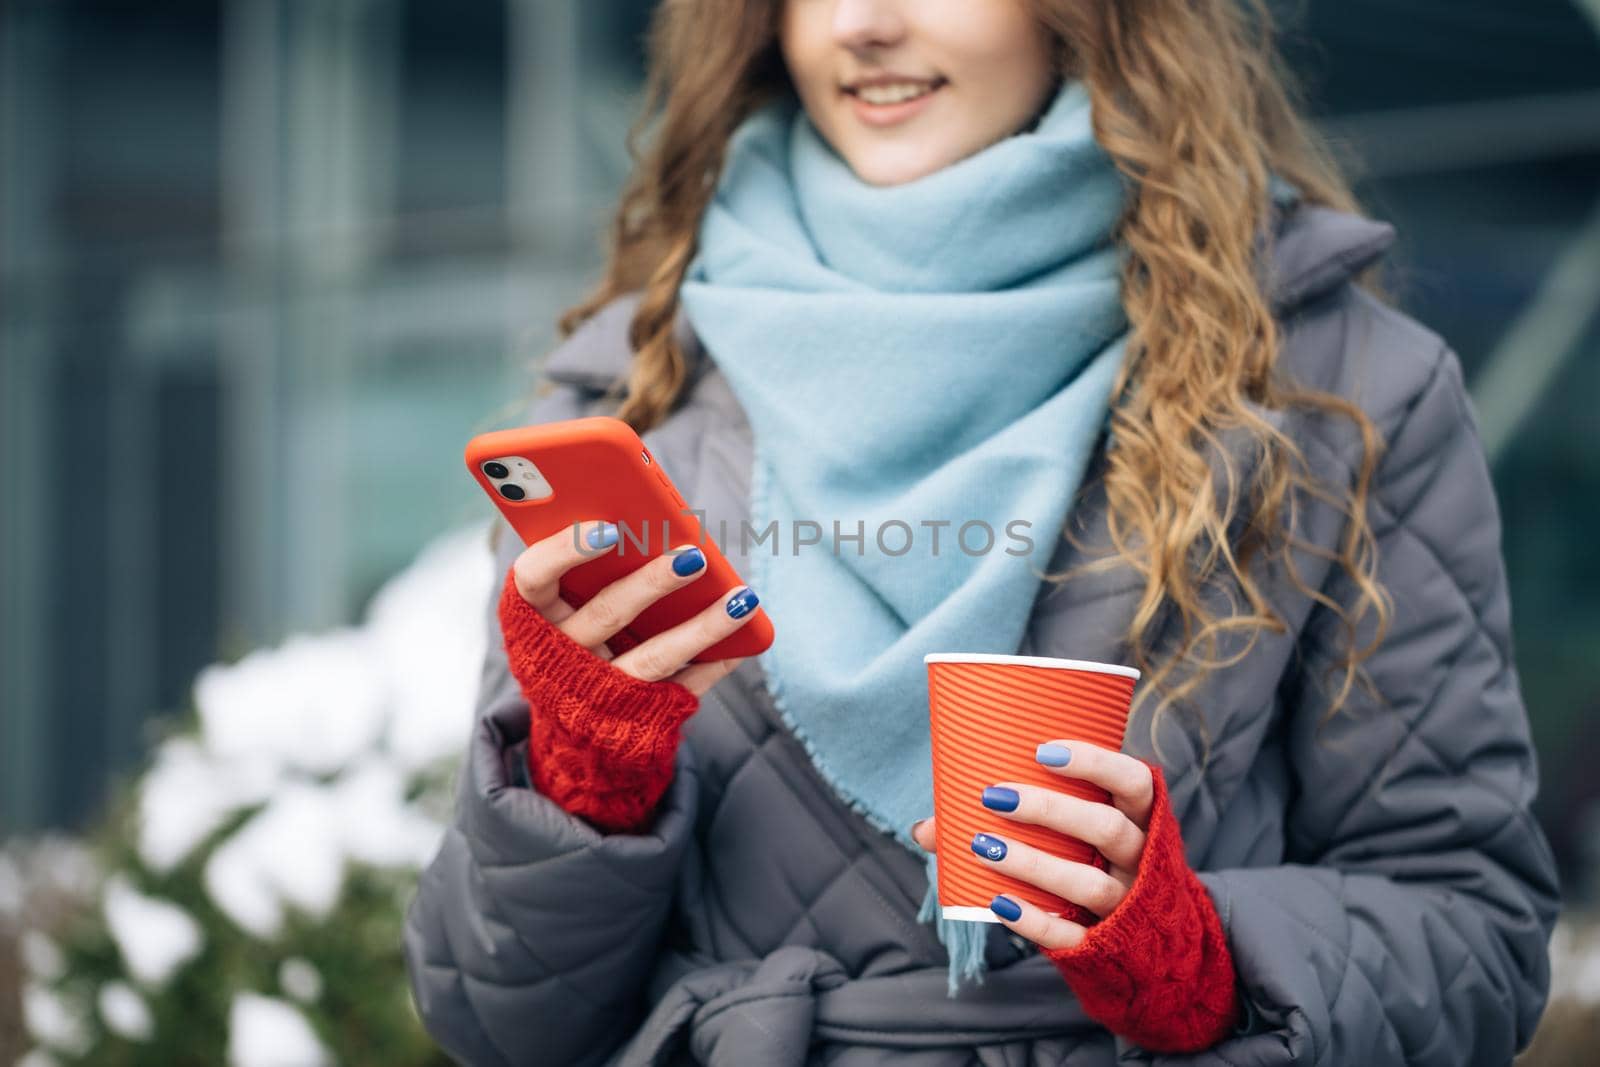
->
[403, 201, 1560, 1066]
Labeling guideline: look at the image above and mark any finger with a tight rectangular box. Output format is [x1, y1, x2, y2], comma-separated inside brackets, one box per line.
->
[667, 657, 744, 698]
[610, 585, 760, 683]
[969, 831, 1127, 919]
[988, 893, 1087, 952]
[560, 544, 709, 649]
[511, 519, 622, 615]
[979, 784, 1146, 871]
[910, 816, 937, 852]
[1034, 740, 1155, 830]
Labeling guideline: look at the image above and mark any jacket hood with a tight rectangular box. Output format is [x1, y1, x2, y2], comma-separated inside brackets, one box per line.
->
[542, 200, 1397, 391]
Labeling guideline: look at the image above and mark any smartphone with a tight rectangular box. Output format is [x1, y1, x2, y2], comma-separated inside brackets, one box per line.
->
[465, 415, 774, 663]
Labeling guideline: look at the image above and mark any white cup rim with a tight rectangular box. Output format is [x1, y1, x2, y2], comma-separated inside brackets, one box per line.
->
[941, 904, 1077, 923]
[923, 651, 1140, 680]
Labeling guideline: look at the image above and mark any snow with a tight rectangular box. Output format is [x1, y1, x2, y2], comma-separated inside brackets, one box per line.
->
[278, 957, 324, 1003]
[22, 983, 91, 1057]
[368, 524, 495, 773]
[18, 836, 100, 899]
[137, 736, 278, 874]
[21, 931, 66, 982]
[203, 763, 445, 939]
[0, 850, 22, 918]
[193, 523, 492, 783]
[142, 523, 491, 894]
[227, 993, 333, 1067]
[184, 525, 490, 937]
[102, 873, 204, 988]
[1547, 918, 1600, 1006]
[204, 781, 346, 938]
[1572, 935, 1600, 1005]
[98, 980, 156, 1041]
[195, 628, 389, 778]
[333, 758, 446, 868]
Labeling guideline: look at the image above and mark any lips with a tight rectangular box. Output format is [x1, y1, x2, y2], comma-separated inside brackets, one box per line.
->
[843, 78, 947, 128]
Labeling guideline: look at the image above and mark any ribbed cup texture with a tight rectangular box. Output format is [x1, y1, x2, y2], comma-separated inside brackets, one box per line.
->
[927, 659, 1136, 922]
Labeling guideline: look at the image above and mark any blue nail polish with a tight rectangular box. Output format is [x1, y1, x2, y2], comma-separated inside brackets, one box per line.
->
[725, 587, 759, 619]
[586, 522, 618, 549]
[671, 547, 706, 576]
[1036, 743, 1072, 767]
[990, 894, 1023, 922]
[981, 786, 1019, 812]
[971, 833, 1007, 862]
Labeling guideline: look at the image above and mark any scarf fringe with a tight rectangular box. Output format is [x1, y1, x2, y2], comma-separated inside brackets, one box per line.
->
[918, 856, 992, 998]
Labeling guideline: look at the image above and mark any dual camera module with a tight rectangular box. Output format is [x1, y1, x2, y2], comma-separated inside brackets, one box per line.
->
[482, 447, 652, 502]
[481, 456, 552, 502]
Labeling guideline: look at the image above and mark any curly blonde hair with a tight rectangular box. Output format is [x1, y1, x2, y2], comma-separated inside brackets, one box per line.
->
[550, 0, 1392, 752]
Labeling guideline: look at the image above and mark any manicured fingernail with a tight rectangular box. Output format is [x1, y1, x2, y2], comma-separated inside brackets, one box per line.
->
[671, 546, 706, 576]
[990, 894, 1023, 922]
[971, 833, 1007, 862]
[1036, 743, 1072, 767]
[586, 522, 619, 549]
[725, 586, 759, 619]
[981, 786, 1019, 812]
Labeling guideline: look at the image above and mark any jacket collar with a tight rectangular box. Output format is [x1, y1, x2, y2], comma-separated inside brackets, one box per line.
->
[1264, 201, 1395, 315]
[540, 200, 1396, 390]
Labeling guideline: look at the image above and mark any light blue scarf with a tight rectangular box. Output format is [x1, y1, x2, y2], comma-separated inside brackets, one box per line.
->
[678, 80, 1132, 994]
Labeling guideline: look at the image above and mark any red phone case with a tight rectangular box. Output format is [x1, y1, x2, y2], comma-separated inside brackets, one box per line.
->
[465, 416, 774, 663]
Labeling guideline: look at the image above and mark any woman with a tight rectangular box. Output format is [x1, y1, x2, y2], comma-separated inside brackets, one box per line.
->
[403, 1, 1560, 1063]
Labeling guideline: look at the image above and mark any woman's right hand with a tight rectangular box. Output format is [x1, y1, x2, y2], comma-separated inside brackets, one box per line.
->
[509, 518, 758, 698]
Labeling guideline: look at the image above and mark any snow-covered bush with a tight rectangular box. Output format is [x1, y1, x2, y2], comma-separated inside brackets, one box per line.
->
[9, 525, 495, 1066]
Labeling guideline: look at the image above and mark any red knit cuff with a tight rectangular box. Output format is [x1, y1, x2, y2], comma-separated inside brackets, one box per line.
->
[497, 568, 700, 833]
[1043, 763, 1241, 1053]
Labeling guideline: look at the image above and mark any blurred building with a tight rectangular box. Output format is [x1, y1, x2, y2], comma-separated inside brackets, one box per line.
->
[2, 0, 1598, 894]
[1, 0, 659, 831]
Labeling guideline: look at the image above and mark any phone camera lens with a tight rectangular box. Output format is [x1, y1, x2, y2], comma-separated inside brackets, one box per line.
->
[499, 483, 526, 501]
[482, 461, 509, 479]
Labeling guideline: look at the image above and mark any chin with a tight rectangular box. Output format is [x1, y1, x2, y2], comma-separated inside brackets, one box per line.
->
[844, 147, 952, 188]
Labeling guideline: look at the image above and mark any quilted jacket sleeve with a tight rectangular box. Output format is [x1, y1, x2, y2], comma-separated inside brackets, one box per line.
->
[402, 390, 700, 1067]
[1144, 345, 1561, 1065]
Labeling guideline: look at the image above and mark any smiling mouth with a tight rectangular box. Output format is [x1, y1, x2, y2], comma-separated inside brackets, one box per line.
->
[843, 77, 948, 106]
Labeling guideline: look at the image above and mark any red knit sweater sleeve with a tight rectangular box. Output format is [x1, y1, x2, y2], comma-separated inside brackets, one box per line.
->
[1042, 762, 1243, 1054]
[496, 568, 700, 834]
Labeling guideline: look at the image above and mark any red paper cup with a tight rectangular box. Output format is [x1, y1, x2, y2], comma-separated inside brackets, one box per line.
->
[925, 652, 1140, 923]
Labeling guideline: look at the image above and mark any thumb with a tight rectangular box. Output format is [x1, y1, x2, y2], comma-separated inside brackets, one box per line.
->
[910, 816, 938, 852]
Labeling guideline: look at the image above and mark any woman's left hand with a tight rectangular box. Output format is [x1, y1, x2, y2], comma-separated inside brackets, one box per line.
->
[909, 739, 1153, 951]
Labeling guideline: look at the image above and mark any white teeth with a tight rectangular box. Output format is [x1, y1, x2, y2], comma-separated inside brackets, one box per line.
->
[855, 81, 937, 106]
